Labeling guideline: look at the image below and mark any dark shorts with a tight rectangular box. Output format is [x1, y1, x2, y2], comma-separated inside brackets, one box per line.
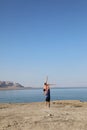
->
[46, 96, 50, 102]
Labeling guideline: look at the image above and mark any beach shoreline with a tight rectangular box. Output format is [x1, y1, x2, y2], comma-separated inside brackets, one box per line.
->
[0, 100, 87, 130]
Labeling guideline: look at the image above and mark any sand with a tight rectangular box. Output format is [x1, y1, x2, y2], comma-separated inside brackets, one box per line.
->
[0, 100, 87, 130]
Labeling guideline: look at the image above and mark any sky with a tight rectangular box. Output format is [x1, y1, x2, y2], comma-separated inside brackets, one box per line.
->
[0, 0, 87, 87]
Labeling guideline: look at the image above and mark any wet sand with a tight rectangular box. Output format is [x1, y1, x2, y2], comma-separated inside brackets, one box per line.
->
[0, 100, 87, 130]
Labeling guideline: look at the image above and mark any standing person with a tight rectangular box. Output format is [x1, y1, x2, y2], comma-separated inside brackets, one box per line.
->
[43, 82, 50, 108]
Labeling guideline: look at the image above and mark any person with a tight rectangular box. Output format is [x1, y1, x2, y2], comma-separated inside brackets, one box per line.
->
[43, 82, 50, 108]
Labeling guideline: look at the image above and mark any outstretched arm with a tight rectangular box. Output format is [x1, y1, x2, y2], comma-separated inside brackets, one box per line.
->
[47, 84, 56, 86]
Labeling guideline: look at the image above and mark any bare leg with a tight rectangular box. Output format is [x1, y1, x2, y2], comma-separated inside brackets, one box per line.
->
[48, 101, 50, 108]
[46, 101, 47, 107]
[46, 101, 50, 108]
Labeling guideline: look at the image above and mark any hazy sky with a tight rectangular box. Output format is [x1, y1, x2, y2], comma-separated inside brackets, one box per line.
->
[0, 0, 87, 87]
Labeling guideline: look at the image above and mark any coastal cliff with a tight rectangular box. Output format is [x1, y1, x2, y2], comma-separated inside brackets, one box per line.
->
[0, 81, 24, 90]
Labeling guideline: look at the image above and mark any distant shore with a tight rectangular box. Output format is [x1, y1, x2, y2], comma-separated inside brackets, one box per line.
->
[0, 86, 87, 91]
[0, 87, 32, 91]
[0, 100, 87, 130]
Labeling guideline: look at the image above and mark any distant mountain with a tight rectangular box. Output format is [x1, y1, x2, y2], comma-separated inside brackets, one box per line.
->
[0, 81, 24, 89]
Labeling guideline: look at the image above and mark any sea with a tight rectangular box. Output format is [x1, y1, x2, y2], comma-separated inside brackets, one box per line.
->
[0, 88, 87, 103]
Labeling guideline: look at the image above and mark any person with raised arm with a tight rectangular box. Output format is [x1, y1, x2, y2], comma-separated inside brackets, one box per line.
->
[43, 82, 50, 108]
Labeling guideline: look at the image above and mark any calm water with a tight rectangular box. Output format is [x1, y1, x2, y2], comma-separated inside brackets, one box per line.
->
[0, 88, 87, 103]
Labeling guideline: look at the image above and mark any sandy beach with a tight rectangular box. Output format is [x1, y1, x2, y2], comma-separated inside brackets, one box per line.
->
[0, 100, 87, 130]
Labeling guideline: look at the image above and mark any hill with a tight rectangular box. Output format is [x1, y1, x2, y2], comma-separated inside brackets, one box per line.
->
[0, 81, 24, 90]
